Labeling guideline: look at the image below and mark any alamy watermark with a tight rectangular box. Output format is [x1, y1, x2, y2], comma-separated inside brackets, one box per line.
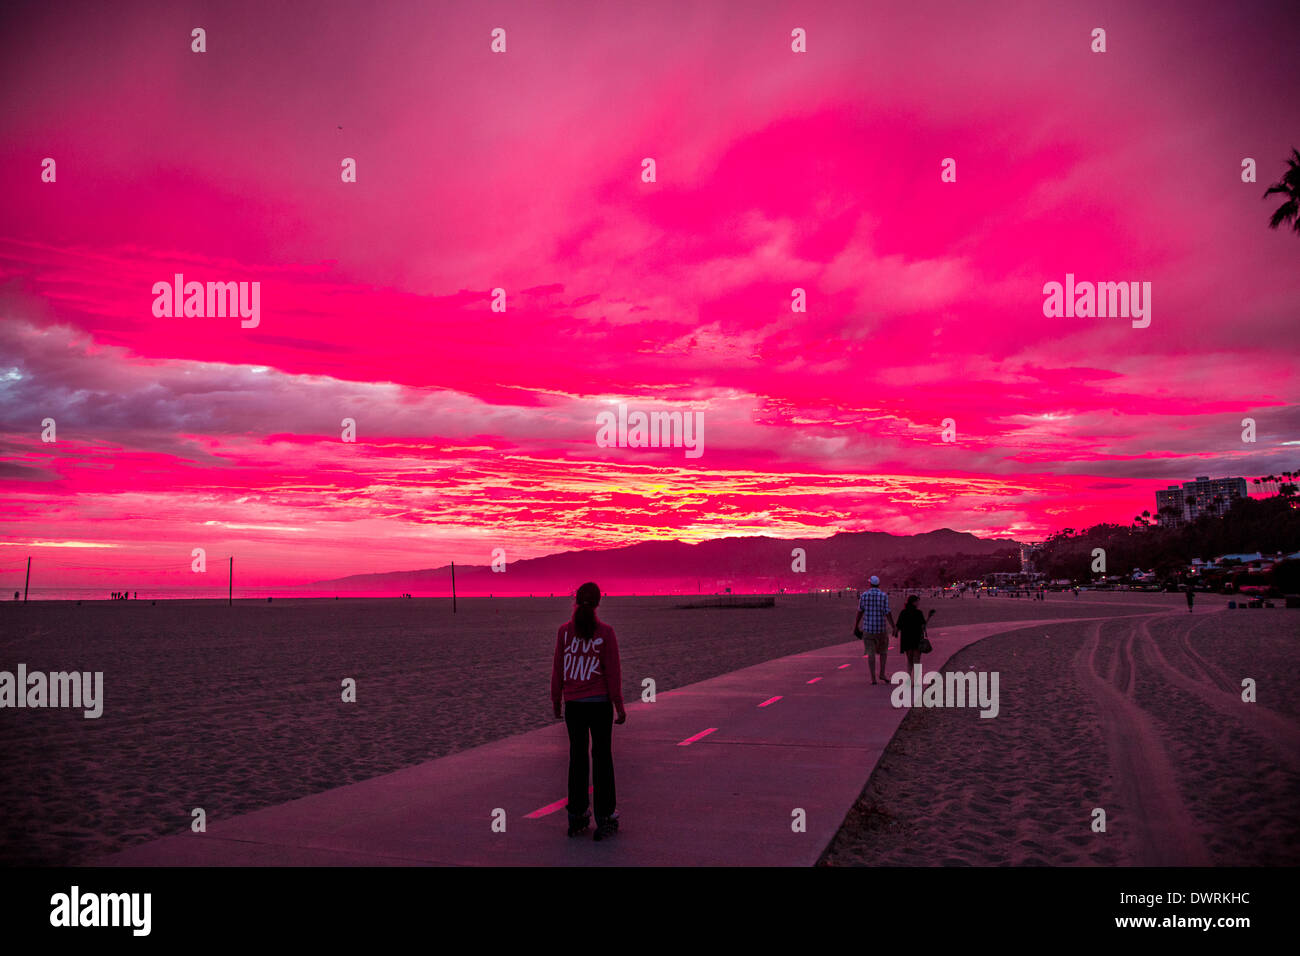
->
[1042, 273, 1150, 328]
[1, 664, 103, 718]
[50, 886, 150, 936]
[595, 403, 704, 458]
[890, 665, 999, 718]
[152, 273, 260, 328]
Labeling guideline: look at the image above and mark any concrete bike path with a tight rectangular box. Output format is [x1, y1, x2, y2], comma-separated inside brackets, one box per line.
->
[100, 615, 1121, 867]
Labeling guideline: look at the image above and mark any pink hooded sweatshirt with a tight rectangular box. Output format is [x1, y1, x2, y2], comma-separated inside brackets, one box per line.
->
[550, 619, 625, 709]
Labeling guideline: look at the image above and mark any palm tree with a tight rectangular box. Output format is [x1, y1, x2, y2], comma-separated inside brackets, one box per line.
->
[1264, 148, 1300, 236]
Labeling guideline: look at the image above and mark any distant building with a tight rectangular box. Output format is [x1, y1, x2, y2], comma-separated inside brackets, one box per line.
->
[1215, 552, 1263, 565]
[1154, 486, 1184, 525]
[1019, 542, 1042, 573]
[1155, 476, 1247, 526]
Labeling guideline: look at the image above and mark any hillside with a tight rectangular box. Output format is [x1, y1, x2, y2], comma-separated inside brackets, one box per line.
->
[313, 528, 1021, 594]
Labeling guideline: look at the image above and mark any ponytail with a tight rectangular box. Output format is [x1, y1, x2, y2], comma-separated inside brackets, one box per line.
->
[573, 581, 601, 640]
[574, 603, 596, 641]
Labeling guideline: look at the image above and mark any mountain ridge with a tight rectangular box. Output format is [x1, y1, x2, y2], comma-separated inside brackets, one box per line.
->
[313, 528, 1022, 593]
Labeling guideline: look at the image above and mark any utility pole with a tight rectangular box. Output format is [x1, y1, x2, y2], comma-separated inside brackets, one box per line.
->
[24, 556, 31, 602]
[451, 561, 457, 613]
[228, 557, 233, 606]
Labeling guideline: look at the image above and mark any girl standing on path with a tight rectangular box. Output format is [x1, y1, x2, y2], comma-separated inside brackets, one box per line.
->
[551, 582, 626, 840]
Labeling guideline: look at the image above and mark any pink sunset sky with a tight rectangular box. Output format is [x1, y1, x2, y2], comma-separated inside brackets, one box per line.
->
[1, 0, 1297, 589]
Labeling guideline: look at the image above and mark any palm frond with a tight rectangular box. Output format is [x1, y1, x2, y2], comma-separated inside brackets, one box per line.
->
[1263, 149, 1300, 234]
[1268, 198, 1299, 229]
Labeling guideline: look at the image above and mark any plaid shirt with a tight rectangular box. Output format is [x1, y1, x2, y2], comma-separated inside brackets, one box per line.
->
[858, 587, 890, 633]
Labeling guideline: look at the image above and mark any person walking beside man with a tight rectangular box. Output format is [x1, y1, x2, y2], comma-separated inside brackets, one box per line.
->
[854, 575, 896, 686]
[895, 594, 931, 673]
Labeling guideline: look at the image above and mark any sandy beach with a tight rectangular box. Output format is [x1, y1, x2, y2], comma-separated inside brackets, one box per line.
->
[820, 602, 1300, 866]
[2, 591, 1294, 865]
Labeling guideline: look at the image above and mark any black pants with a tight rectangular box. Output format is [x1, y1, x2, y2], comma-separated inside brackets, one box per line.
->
[564, 700, 616, 819]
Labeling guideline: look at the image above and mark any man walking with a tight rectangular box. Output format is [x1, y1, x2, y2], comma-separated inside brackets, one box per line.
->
[854, 575, 897, 686]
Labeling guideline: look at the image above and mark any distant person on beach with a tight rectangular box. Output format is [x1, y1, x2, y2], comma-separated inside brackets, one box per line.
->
[551, 581, 626, 841]
[1186, 587, 1194, 612]
[895, 594, 929, 671]
[854, 575, 896, 686]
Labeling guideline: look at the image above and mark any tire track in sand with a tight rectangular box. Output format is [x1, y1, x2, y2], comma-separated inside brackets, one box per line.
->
[1133, 613, 1300, 761]
[1073, 617, 1210, 865]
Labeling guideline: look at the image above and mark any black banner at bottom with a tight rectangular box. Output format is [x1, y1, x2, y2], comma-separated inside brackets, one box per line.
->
[0, 865, 1273, 943]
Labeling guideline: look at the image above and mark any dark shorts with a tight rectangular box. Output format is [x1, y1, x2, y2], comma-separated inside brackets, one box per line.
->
[863, 631, 887, 654]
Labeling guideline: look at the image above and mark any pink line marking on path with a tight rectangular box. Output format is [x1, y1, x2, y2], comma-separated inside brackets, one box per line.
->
[837, 663, 851, 669]
[678, 727, 718, 746]
[758, 696, 783, 707]
[806, 677, 823, 684]
[525, 786, 592, 819]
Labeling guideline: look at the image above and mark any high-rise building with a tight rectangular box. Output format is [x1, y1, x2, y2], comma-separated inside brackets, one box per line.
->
[1155, 476, 1247, 526]
[1155, 486, 1184, 525]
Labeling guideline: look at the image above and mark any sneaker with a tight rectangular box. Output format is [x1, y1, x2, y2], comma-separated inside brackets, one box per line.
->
[593, 812, 620, 842]
[566, 812, 590, 837]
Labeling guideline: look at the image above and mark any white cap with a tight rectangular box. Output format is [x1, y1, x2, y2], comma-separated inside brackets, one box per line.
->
[870, 575, 880, 585]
